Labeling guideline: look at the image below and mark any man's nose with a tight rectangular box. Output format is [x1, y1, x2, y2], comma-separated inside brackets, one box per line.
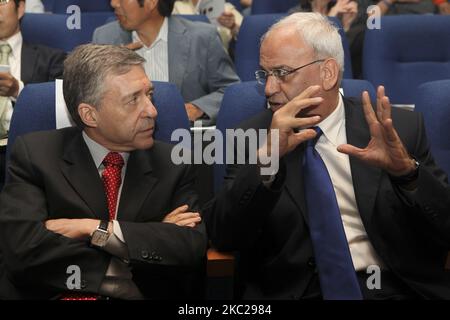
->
[265, 75, 281, 98]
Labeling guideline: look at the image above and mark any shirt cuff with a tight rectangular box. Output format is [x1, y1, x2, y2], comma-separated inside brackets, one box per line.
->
[102, 221, 129, 260]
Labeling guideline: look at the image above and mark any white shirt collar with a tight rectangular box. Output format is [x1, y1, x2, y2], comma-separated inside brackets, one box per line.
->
[317, 94, 345, 147]
[132, 17, 168, 49]
[0, 31, 22, 60]
[82, 131, 130, 169]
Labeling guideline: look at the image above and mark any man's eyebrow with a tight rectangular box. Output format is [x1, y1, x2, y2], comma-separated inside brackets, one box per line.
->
[259, 65, 291, 71]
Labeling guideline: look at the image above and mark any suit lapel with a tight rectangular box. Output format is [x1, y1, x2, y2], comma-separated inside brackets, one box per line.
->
[117, 149, 158, 222]
[60, 131, 108, 220]
[20, 43, 37, 84]
[284, 144, 309, 226]
[344, 98, 382, 226]
[252, 109, 309, 225]
[167, 17, 190, 90]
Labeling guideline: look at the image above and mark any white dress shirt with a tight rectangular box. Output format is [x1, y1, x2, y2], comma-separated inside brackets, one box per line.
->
[133, 18, 169, 82]
[316, 94, 384, 271]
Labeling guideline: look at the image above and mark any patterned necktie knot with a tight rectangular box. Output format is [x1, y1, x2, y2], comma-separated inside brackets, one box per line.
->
[102, 152, 124, 169]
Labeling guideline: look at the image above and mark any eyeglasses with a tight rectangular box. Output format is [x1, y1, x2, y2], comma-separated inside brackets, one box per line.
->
[255, 59, 325, 85]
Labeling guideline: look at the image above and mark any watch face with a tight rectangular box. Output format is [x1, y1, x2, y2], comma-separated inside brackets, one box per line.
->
[91, 230, 109, 247]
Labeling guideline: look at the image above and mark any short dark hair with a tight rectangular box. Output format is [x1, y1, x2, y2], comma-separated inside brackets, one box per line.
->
[137, 0, 175, 17]
[14, 0, 24, 8]
[63, 44, 146, 128]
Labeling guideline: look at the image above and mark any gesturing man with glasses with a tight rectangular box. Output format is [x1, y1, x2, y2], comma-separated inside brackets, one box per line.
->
[204, 13, 450, 300]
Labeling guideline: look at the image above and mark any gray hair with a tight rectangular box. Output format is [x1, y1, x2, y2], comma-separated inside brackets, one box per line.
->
[262, 12, 345, 75]
[63, 44, 146, 128]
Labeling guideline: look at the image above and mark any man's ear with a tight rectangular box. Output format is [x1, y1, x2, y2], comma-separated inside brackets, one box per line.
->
[321, 59, 339, 91]
[78, 103, 98, 128]
[17, 0, 26, 20]
[144, 0, 159, 13]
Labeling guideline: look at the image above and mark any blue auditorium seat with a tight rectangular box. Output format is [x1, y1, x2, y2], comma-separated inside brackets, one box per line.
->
[21, 12, 115, 52]
[363, 15, 450, 105]
[414, 79, 450, 176]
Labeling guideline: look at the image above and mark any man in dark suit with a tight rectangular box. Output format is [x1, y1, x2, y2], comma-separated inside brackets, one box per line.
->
[0, 44, 207, 299]
[0, 0, 66, 190]
[204, 13, 450, 299]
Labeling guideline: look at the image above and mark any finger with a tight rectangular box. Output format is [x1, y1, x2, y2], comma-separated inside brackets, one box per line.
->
[382, 118, 400, 143]
[361, 91, 377, 126]
[285, 96, 324, 118]
[289, 115, 321, 130]
[175, 212, 200, 220]
[376, 86, 385, 123]
[175, 216, 202, 227]
[281, 85, 321, 115]
[337, 143, 366, 158]
[288, 128, 317, 149]
[165, 204, 189, 218]
[381, 95, 392, 123]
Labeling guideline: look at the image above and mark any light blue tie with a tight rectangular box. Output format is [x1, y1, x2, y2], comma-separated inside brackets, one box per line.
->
[303, 127, 363, 300]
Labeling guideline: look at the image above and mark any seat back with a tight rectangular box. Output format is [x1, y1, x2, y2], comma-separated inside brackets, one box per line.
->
[7, 81, 189, 174]
[21, 12, 115, 52]
[363, 15, 450, 104]
[234, 15, 353, 82]
[213, 79, 376, 192]
[42, 0, 55, 12]
[414, 79, 450, 176]
[251, 0, 299, 14]
[52, 0, 113, 13]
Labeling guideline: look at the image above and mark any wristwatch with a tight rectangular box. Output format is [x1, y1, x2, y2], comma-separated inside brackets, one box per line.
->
[390, 157, 420, 185]
[90, 220, 110, 248]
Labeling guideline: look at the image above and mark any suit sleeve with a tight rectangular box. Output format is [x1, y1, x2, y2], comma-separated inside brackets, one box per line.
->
[395, 113, 450, 246]
[203, 158, 287, 251]
[0, 137, 110, 295]
[118, 163, 207, 270]
[190, 29, 240, 124]
[46, 49, 66, 81]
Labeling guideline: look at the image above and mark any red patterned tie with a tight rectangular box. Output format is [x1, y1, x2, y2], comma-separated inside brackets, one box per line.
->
[102, 152, 125, 221]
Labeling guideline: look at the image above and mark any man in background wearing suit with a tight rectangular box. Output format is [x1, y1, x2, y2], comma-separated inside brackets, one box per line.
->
[0, 44, 207, 299]
[0, 0, 66, 190]
[92, 0, 240, 126]
[204, 13, 450, 300]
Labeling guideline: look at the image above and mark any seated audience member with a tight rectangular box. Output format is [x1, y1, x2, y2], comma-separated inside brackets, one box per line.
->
[172, 0, 243, 51]
[0, 44, 207, 300]
[92, 0, 240, 126]
[0, 0, 66, 190]
[204, 13, 450, 300]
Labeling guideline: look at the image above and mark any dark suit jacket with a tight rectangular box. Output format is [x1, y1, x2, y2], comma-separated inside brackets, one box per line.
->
[0, 127, 207, 299]
[204, 97, 450, 299]
[21, 42, 66, 84]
